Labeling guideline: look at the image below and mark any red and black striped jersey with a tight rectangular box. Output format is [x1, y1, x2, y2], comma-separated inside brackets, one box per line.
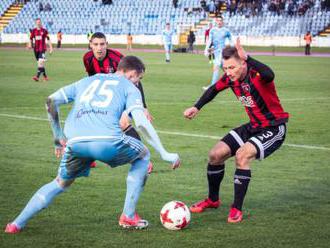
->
[215, 63, 289, 128]
[83, 49, 123, 76]
[30, 27, 49, 52]
[195, 56, 289, 129]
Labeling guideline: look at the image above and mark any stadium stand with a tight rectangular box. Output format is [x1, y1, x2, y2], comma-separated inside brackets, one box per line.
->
[2, 0, 330, 38]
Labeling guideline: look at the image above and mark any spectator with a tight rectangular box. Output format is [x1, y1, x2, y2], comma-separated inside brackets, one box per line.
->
[200, 0, 207, 11]
[57, 30, 62, 49]
[173, 0, 178, 8]
[187, 30, 196, 53]
[304, 31, 312, 55]
[127, 33, 133, 51]
[229, 0, 237, 16]
[44, 3, 52, 11]
[209, 0, 216, 13]
[39, 2, 43, 12]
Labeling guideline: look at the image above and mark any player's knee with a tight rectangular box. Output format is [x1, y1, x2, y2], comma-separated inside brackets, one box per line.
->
[56, 176, 74, 188]
[235, 149, 249, 169]
[208, 148, 226, 164]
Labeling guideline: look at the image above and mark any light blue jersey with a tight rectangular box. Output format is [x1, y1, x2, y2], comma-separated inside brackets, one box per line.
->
[162, 29, 174, 45]
[50, 73, 144, 141]
[208, 26, 233, 53]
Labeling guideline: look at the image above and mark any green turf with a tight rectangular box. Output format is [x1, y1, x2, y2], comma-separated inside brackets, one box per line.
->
[0, 49, 330, 248]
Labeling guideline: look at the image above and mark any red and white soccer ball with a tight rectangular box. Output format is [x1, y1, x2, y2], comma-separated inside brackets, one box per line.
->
[160, 201, 191, 230]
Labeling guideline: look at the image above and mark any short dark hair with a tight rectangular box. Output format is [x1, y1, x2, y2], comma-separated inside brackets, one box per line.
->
[118, 56, 145, 74]
[222, 46, 240, 60]
[90, 32, 106, 41]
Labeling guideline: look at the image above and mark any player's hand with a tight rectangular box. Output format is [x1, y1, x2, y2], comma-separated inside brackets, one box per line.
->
[27, 43, 32, 49]
[144, 109, 153, 122]
[161, 152, 180, 169]
[235, 37, 248, 61]
[55, 139, 66, 159]
[183, 107, 199, 120]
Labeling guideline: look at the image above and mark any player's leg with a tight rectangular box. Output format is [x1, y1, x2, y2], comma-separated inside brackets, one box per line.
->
[228, 124, 287, 223]
[5, 177, 73, 233]
[190, 140, 232, 213]
[97, 136, 150, 229]
[210, 51, 222, 86]
[120, 150, 150, 229]
[5, 142, 94, 233]
[164, 44, 171, 62]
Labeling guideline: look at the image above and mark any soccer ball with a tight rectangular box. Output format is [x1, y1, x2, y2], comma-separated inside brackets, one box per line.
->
[160, 201, 191, 230]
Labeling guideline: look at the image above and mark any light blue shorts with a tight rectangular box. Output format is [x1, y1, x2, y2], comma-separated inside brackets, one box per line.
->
[58, 135, 147, 180]
[164, 43, 172, 52]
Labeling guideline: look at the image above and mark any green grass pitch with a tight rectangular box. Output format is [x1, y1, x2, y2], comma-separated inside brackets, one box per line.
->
[0, 48, 330, 247]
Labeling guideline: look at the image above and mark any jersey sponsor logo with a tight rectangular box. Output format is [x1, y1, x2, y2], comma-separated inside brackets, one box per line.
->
[238, 96, 255, 107]
[241, 82, 250, 93]
[35, 35, 42, 40]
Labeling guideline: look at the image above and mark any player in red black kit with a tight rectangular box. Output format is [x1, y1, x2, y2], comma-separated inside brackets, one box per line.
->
[29, 18, 53, 81]
[83, 32, 154, 172]
[184, 38, 289, 223]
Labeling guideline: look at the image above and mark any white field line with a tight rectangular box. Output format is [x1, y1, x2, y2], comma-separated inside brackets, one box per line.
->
[0, 97, 329, 110]
[0, 113, 329, 151]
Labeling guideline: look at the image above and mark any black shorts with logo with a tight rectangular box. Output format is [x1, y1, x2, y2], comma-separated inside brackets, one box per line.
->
[221, 123, 287, 160]
[34, 51, 46, 61]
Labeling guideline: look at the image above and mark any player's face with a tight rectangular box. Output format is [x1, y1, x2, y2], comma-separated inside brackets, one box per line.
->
[125, 70, 144, 85]
[90, 38, 107, 60]
[215, 18, 223, 28]
[36, 19, 42, 29]
[223, 57, 246, 81]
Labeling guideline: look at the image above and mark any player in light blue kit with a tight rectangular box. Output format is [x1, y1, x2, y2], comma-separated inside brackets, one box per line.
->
[162, 23, 174, 63]
[203, 17, 233, 90]
[5, 56, 180, 234]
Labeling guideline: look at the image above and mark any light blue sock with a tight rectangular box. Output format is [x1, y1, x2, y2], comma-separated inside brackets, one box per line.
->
[210, 69, 220, 86]
[13, 179, 65, 229]
[123, 151, 150, 218]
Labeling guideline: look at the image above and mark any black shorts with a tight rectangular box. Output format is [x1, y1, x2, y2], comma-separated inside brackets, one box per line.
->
[34, 51, 46, 61]
[221, 123, 287, 160]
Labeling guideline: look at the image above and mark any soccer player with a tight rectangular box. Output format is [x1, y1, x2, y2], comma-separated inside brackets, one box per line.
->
[183, 38, 289, 223]
[162, 23, 174, 63]
[28, 18, 53, 82]
[203, 17, 233, 90]
[204, 22, 214, 64]
[5, 56, 180, 234]
[83, 32, 153, 172]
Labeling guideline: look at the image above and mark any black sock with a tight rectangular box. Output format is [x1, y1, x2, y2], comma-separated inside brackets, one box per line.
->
[42, 67, 47, 77]
[207, 163, 225, 202]
[124, 125, 141, 140]
[37, 67, 42, 78]
[233, 169, 251, 211]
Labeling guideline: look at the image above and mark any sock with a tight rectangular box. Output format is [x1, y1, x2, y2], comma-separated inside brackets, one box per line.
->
[165, 52, 170, 61]
[124, 125, 141, 140]
[210, 69, 220, 85]
[208, 54, 212, 61]
[123, 151, 149, 218]
[37, 67, 42, 78]
[233, 169, 251, 211]
[42, 67, 47, 77]
[207, 163, 225, 202]
[12, 179, 65, 229]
